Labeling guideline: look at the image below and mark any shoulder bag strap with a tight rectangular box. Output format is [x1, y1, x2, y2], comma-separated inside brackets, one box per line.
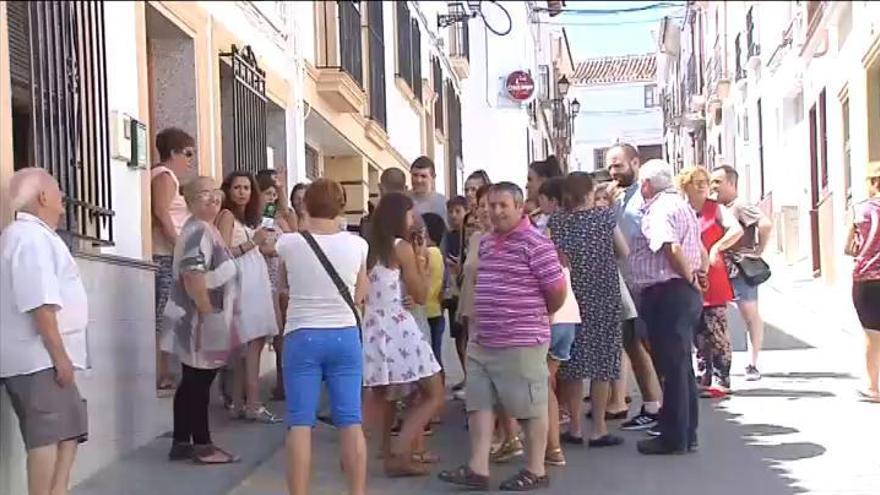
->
[300, 231, 362, 330]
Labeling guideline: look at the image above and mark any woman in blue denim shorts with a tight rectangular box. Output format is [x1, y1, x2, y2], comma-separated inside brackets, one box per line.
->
[275, 179, 370, 495]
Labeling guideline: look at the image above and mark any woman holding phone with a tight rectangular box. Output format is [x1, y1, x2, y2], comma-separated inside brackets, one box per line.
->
[363, 192, 443, 477]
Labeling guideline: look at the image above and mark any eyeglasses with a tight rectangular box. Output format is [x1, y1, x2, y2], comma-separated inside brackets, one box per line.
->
[196, 189, 224, 203]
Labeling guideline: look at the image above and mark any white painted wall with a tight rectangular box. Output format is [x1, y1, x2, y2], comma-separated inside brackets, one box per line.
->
[461, 1, 536, 187]
[570, 82, 663, 172]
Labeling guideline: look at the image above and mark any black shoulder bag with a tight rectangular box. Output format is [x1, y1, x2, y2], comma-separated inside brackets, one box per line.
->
[300, 232, 363, 332]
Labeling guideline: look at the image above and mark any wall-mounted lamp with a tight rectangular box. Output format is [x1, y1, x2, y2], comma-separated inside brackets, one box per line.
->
[571, 98, 581, 116]
[439, 2, 478, 29]
[557, 75, 570, 97]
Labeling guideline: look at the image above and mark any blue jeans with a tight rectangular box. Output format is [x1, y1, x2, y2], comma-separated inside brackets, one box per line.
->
[549, 323, 577, 361]
[428, 316, 445, 369]
[283, 327, 362, 427]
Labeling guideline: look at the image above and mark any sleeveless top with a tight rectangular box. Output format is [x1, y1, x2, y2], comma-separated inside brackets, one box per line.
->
[698, 200, 734, 306]
[151, 166, 189, 256]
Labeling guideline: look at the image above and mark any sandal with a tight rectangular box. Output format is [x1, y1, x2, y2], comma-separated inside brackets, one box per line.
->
[437, 465, 490, 491]
[857, 389, 880, 403]
[412, 451, 440, 464]
[544, 448, 566, 467]
[499, 468, 550, 491]
[168, 442, 193, 461]
[384, 453, 430, 478]
[191, 444, 240, 465]
[245, 405, 282, 424]
[588, 434, 624, 448]
[560, 432, 584, 445]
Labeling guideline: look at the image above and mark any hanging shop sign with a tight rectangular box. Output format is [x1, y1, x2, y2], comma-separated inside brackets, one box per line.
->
[505, 70, 535, 102]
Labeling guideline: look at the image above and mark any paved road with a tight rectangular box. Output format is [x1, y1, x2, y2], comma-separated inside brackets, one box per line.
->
[71, 272, 880, 495]
[226, 287, 880, 495]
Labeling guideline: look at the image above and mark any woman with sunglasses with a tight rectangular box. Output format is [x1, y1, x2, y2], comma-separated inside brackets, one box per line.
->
[151, 128, 197, 392]
[162, 177, 241, 464]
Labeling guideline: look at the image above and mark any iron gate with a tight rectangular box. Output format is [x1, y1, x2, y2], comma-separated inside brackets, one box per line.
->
[221, 44, 267, 176]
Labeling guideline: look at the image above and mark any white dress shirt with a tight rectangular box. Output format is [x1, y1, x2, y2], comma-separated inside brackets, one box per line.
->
[0, 212, 89, 377]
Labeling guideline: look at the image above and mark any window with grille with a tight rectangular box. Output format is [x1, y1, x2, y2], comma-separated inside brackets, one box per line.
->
[8, 0, 114, 246]
[338, 0, 363, 88]
[433, 57, 444, 132]
[450, 15, 469, 61]
[366, 1, 386, 128]
[445, 80, 462, 196]
[746, 6, 760, 57]
[395, 2, 422, 102]
[305, 145, 319, 180]
[644, 84, 658, 108]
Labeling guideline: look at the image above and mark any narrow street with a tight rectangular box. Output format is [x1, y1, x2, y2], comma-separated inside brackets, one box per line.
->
[72, 268, 880, 495]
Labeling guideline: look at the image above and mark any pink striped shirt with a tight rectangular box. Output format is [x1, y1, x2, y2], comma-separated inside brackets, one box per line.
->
[474, 218, 564, 348]
[853, 198, 880, 281]
[629, 190, 702, 289]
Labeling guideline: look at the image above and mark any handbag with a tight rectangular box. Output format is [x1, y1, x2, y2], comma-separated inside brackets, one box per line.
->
[731, 253, 772, 287]
[300, 231, 363, 331]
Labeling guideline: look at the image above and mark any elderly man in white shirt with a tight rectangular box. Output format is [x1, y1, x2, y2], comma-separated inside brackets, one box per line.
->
[0, 168, 89, 495]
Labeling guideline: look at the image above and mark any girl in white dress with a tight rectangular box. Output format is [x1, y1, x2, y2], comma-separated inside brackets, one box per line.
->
[363, 192, 443, 477]
[217, 171, 280, 423]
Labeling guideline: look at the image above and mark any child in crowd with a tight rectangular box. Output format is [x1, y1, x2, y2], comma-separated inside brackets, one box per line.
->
[443, 196, 469, 386]
[422, 213, 448, 368]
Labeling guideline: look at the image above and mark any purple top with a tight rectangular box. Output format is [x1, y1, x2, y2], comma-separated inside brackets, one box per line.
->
[853, 198, 880, 281]
[629, 189, 702, 289]
[474, 218, 564, 348]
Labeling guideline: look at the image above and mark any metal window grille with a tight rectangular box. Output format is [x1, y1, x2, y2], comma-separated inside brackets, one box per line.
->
[451, 16, 469, 61]
[338, 0, 363, 88]
[220, 45, 267, 176]
[735, 33, 744, 81]
[366, 1, 386, 128]
[396, 2, 412, 87]
[433, 58, 444, 131]
[305, 145, 319, 180]
[445, 80, 462, 195]
[10, 1, 114, 246]
[746, 7, 760, 57]
[411, 19, 422, 102]
[644, 84, 657, 108]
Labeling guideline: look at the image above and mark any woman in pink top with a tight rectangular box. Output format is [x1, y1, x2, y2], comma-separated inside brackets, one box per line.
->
[151, 127, 195, 391]
[845, 162, 880, 403]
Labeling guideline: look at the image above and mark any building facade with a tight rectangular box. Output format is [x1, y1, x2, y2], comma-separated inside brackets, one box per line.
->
[657, 0, 880, 288]
[571, 54, 664, 172]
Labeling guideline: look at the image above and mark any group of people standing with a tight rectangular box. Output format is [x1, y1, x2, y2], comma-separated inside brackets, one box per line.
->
[2, 125, 878, 495]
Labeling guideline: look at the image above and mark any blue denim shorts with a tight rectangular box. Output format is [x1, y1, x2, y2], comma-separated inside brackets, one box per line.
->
[731, 275, 759, 302]
[549, 323, 577, 362]
[283, 327, 363, 428]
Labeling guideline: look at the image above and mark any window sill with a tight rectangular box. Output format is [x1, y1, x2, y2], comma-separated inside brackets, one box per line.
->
[316, 68, 366, 114]
[394, 76, 422, 113]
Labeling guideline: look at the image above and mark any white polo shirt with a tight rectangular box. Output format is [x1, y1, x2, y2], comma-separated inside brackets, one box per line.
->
[0, 212, 89, 378]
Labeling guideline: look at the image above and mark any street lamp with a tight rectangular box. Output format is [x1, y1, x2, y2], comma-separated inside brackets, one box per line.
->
[557, 75, 570, 97]
[570, 98, 581, 116]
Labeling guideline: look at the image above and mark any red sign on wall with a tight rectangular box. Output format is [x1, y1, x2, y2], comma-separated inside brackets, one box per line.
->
[505, 70, 535, 101]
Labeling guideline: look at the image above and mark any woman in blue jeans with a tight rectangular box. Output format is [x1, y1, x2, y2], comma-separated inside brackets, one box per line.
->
[275, 179, 369, 495]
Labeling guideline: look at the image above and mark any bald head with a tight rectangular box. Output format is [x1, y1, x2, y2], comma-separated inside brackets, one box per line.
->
[9, 168, 64, 228]
[379, 168, 407, 195]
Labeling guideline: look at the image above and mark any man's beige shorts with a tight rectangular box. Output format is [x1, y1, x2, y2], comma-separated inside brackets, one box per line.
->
[465, 343, 549, 419]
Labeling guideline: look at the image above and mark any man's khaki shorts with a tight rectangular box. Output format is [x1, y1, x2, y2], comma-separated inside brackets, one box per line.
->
[465, 343, 549, 420]
[3, 368, 88, 450]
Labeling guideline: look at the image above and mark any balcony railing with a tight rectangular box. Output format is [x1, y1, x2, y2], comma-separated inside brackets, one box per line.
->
[746, 6, 760, 57]
[450, 16, 469, 61]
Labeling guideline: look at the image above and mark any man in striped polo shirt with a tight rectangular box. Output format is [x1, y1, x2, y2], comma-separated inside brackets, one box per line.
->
[439, 182, 567, 491]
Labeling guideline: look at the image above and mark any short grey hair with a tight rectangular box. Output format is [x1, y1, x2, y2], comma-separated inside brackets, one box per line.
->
[489, 182, 525, 205]
[8, 168, 55, 213]
[639, 159, 674, 191]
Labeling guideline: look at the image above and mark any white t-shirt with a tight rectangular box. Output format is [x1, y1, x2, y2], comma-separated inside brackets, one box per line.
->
[0, 213, 89, 377]
[551, 268, 581, 325]
[276, 232, 368, 332]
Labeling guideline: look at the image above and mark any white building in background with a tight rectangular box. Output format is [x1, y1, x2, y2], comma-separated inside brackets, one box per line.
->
[569, 54, 664, 172]
[657, 0, 880, 295]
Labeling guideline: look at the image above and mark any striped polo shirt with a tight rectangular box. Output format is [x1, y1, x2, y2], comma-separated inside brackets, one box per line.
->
[474, 218, 565, 348]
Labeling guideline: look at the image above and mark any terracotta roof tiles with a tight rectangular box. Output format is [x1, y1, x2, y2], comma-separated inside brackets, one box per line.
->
[573, 54, 657, 85]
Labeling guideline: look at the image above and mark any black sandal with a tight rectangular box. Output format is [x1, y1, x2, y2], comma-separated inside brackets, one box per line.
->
[560, 432, 584, 445]
[437, 465, 490, 491]
[499, 468, 550, 491]
[588, 434, 624, 448]
[168, 442, 193, 461]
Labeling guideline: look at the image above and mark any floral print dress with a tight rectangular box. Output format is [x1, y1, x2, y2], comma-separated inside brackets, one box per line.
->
[363, 263, 441, 387]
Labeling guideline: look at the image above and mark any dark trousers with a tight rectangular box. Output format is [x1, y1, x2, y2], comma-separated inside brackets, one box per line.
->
[173, 364, 218, 445]
[640, 278, 703, 449]
[428, 316, 445, 369]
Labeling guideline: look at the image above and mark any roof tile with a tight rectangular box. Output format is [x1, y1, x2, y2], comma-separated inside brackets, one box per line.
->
[573, 54, 657, 85]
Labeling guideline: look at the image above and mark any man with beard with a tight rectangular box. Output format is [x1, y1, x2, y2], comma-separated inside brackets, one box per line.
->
[605, 143, 664, 431]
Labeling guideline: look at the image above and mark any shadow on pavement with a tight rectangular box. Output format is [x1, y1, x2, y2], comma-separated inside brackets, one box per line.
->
[731, 388, 835, 399]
